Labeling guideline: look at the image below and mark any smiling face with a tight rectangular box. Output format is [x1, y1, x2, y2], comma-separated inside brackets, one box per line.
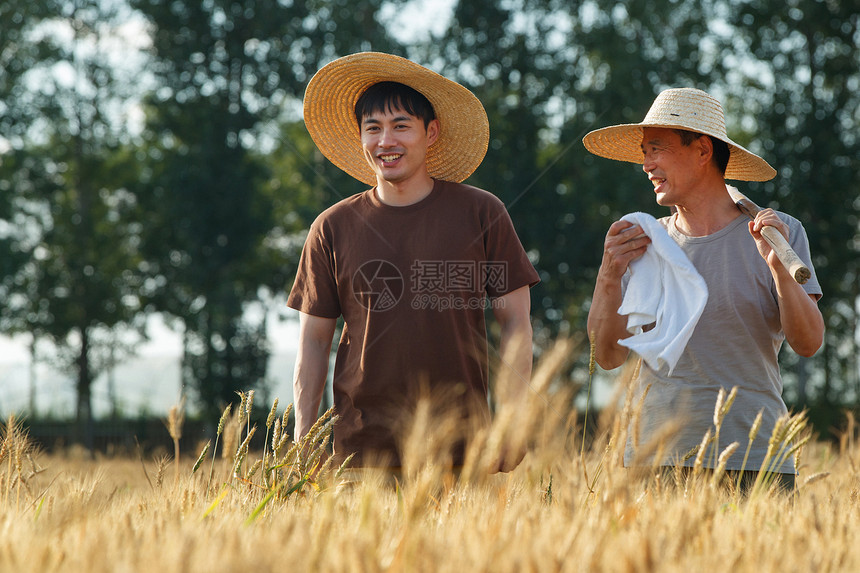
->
[640, 127, 709, 207]
[359, 106, 439, 187]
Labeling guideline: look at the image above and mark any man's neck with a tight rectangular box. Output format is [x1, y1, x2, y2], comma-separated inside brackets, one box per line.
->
[672, 180, 742, 237]
[375, 175, 435, 206]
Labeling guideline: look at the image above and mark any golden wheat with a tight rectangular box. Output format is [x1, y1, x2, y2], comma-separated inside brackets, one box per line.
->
[1, 345, 858, 572]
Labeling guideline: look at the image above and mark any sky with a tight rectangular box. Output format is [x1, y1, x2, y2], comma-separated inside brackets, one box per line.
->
[0, 307, 301, 419]
[382, 0, 457, 42]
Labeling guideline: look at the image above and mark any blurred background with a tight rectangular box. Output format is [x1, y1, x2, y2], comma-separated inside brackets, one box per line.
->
[0, 0, 857, 450]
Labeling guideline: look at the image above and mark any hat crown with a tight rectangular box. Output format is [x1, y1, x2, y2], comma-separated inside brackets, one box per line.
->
[643, 88, 728, 140]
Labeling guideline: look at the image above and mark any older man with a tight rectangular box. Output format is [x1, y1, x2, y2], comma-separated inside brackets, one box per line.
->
[583, 88, 824, 491]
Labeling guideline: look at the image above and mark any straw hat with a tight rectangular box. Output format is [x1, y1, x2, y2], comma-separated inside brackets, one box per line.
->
[582, 88, 776, 181]
[303, 52, 489, 186]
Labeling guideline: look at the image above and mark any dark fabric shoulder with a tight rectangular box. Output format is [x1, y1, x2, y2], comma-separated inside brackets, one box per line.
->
[434, 181, 540, 295]
[436, 180, 506, 208]
[285, 193, 375, 319]
[312, 189, 373, 226]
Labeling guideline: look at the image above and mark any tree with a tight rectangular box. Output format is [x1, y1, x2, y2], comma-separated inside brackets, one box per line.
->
[0, 0, 57, 418]
[1, 0, 146, 445]
[130, 0, 403, 419]
[422, 1, 858, 430]
[426, 0, 721, 348]
[718, 0, 860, 422]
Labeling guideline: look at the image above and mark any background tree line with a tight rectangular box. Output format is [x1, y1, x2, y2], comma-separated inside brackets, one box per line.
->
[1, 0, 857, 443]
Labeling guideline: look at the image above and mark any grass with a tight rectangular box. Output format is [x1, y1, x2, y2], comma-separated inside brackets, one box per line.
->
[1, 347, 858, 572]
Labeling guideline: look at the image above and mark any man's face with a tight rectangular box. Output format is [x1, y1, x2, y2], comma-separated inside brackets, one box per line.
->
[640, 127, 703, 207]
[359, 105, 439, 186]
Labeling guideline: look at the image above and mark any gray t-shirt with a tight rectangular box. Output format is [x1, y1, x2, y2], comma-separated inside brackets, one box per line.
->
[624, 212, 821, 474]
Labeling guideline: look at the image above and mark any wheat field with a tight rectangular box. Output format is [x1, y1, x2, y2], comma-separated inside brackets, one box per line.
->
[2, 345, 858, 572]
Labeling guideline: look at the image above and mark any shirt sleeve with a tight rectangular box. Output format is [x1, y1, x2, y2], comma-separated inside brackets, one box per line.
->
[286, 215, 342, 318]
[782, 213, 822, 300]
[482, 196, 540, 299]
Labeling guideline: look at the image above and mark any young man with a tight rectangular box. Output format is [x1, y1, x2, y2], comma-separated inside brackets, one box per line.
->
[583, 88, 824, 490]
[288, 53, 539, 472]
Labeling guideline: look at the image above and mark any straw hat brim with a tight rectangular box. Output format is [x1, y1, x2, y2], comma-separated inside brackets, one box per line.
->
[303, 52, 489, 186]
[583, 123, 776, 182]
[582, 87, 777, 182]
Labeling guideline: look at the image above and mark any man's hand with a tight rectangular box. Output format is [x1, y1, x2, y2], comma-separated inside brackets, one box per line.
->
[492, 445, 526, 473]
[586, 220, 651, 370]
[599, 220, 652, 282]
[748, 208, 790, 268]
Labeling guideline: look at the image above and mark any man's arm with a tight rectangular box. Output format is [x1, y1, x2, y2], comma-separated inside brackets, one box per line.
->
[586, 220, 651, 369]
[293, 312, 337, 441]
[749, 211, 824, 357]
[493, 285, 534, 389]
[491, 285, 533, 472]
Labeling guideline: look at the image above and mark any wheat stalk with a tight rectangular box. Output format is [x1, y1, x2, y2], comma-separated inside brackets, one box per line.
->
[192, 442, 210, 476]
[206, 404, 232, 495]
[735, 409, 764, 495]
[166, 396, 186, 488]
[711, 441, 740, 489]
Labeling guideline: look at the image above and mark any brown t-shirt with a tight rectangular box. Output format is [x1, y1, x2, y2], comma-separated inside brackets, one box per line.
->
[287, 179, 539, 466]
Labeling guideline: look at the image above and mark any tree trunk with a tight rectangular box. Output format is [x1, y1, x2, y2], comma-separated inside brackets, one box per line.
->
[796, 355, 809, 406]
[76, 327, 94, 454]
[28, 338, 38, 417]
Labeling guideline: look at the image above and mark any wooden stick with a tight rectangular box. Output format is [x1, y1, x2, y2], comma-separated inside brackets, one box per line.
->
[726, 185, 811, 284]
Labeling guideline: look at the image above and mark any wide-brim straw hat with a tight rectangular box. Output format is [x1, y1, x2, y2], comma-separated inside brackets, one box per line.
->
[582, 88, 776, 181]
[303, 52, 489, 186]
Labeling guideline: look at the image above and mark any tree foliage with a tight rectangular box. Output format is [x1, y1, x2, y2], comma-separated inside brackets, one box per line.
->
[1, 0, 146, 445]
[0, 0, 856, 433]
[426, 0, 725, 340]
[716, 0, 860, 416]
[128, 0, 402, 419]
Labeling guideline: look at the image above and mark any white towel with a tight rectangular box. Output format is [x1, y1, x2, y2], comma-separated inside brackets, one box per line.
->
[617, 212, 708, 374]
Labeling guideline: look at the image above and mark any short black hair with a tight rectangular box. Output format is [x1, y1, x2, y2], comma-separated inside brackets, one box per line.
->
[354, 81, 436, 130]
[674, 129, 730, 175]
